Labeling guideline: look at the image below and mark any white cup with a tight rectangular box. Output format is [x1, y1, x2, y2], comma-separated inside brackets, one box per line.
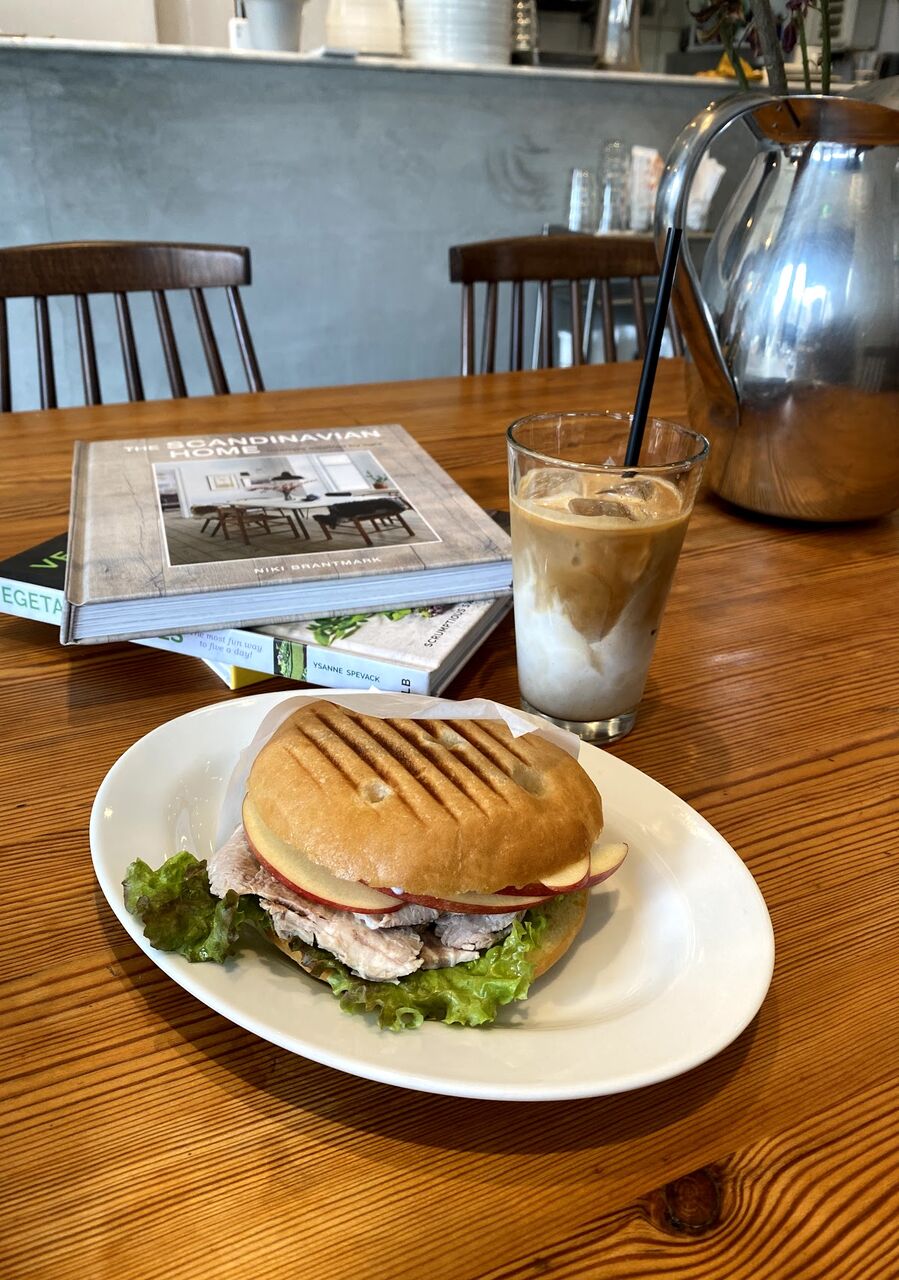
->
[245, 0, 302, 51]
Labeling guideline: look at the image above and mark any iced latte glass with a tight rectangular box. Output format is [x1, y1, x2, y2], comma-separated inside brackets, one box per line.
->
[508, 412, 709, 743]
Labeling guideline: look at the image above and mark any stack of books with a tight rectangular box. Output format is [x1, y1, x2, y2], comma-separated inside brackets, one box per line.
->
[1, 424, 512, 696]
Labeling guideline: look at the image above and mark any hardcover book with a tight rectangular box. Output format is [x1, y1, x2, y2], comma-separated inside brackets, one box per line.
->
[1, 536, 510, 696]
[63, 424, 511, 643]
[261, 597, 511, 694]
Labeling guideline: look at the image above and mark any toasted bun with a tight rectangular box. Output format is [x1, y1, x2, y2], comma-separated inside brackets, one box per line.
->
[247, 700, 603, 895]
[529, 889, 589, 979]
[273, 889, 589, 987]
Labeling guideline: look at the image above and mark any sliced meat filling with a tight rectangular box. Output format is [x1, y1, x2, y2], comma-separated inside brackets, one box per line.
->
[418, 935, 482, 970]
[355, 903, 439, 929]
[434, 913, 519, 951]
[208, 827, 522, 982]
[263, 901, 424, 983]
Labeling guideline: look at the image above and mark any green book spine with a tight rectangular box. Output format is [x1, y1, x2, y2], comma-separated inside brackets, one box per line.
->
[0, 537, 68, 623]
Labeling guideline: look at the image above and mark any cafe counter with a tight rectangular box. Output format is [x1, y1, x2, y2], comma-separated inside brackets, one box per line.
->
[0, 39, 733, 407]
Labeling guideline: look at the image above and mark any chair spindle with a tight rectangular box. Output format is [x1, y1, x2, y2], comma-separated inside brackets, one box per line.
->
[75, 294, 102, 405]
[0, 299, 11, 412]
[569, 281, 583, 367]
[599, 280, 617, 363]
[481, 282, 498, 375]
[540, 280, 554, 369]
[115, 293, 145, 402]
[34, 297, 58, 410]
[190, 287, 229, 395]
[582, 278, 597, 364]
[153, 291, 187, 398]
[510, 281, 524, 372]
[226, 287, 264, 392]
[461, 284, 475, 377]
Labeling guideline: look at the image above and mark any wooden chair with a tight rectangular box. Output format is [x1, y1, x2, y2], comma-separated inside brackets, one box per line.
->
[314, 498, 414, 548]
[190, 505, 302, 547]
[448, 233, 684, 375]
[190, 504, 221, 535]
[0, 240, 264, 411]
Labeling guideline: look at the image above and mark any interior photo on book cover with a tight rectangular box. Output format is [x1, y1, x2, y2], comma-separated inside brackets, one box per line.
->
[153, 448, 440, 567]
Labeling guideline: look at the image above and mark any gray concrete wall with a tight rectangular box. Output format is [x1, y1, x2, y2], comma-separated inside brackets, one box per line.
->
[0, 47, 730, 409]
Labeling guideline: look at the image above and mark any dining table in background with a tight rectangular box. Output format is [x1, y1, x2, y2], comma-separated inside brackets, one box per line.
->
[201, 491, 408, 545]
[1, 361, 896, 1280]
[222, 489, 390, 512]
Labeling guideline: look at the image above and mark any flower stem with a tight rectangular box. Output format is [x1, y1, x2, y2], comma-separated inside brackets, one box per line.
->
[798, 12, 811, 92]
[753, 0, 788, 95]
[722, 20, 750, 91]
[819, 0, 832, 94]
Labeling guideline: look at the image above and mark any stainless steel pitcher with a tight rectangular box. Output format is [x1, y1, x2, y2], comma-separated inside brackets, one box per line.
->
[656, 94, 899, 521]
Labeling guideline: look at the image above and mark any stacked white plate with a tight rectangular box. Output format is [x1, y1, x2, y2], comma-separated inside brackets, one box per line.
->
[325, 0, 404, 55]
[404, 0, 511, 66]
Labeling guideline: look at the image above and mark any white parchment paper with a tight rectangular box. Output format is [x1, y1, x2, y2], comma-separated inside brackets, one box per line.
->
[217, 690, 580, 844]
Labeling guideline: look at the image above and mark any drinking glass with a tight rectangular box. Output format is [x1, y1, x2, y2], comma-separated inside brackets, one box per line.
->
[565, 167, 599, 233]
[507, 411, 709, 743]
[598, 139, 630, 231]
[593, 0, 641, 70]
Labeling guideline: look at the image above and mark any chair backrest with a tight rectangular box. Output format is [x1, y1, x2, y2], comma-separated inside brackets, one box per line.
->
[0, 240, 264, 411]
[448, 233, 684, 375]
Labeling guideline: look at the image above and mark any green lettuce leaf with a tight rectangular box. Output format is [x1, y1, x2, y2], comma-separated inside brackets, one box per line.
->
[287, 910, 549, 1031]
[123, 850, 270, 962]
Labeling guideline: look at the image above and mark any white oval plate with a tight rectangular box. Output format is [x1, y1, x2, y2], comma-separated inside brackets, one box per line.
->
[91, 691, 774, 1101]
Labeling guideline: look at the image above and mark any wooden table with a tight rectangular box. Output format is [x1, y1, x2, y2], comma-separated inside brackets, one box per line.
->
[2, 362, 897, 1280]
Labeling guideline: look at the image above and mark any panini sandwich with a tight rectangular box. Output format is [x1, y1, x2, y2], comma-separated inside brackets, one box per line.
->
[124, 699, 627, 1029]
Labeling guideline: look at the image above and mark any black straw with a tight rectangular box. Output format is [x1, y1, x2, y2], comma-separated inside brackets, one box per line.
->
[624, 227, 683, 468]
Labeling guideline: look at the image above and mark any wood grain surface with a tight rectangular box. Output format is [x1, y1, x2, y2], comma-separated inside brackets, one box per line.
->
[1, 362, 897, 1280]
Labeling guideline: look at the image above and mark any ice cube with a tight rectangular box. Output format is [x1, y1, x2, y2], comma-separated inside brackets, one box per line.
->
[568, 497, 637, 520]
[598, 478, 655, 501]
[522, 468, 580, 501]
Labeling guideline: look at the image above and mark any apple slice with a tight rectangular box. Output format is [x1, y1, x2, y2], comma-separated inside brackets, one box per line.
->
[384, 887, 554, 915]
[495, 851, 590, 897]
[243, 798, 404, 914]
[585, 841, 628, 887]
[497, 842, 628, 896]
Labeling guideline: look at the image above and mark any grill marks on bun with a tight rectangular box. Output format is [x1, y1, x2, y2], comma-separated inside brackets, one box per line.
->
[285, 707, 474, 827]
[285, 707, 428, 824]
[378, 717, 534, 814]
[247, 700, 604, 896]
[289, 705, 541, 820]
